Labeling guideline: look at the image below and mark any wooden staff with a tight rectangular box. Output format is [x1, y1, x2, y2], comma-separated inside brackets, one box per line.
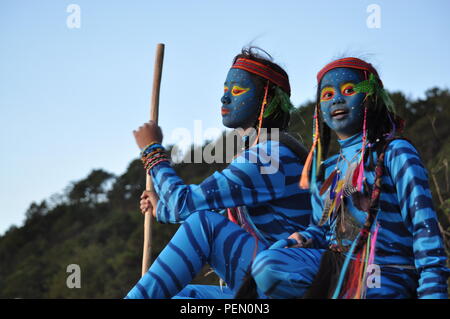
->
[142, 43, 165, 277]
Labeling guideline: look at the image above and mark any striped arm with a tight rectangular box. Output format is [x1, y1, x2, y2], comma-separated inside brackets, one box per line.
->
[150, 141, 291, 224]
[298, 189, 330, 249]
[386, 139, 449, 299]
[298, 162, 336, 249]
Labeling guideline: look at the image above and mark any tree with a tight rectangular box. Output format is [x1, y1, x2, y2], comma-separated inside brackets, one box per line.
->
[68, 169, 115, 205]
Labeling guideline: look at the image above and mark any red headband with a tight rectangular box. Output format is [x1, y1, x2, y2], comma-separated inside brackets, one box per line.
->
[316, 57, 381, 85]
[231, 58, 291, 95]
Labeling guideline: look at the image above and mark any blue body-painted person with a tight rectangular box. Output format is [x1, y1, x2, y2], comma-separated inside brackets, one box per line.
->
[125, 48, 312, 299]
[247, 57, 450, 299]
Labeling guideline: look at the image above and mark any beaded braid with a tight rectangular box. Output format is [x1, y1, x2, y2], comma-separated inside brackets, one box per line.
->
[353, 139, 388, 252]
[315, 92, 332, 183]
[353, 136, 411, 253]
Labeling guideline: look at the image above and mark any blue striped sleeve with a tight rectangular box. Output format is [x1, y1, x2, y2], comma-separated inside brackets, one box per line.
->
[298, 183, 329, 249]
[386, 139, 449, 299]
[150, 141, 289, 224]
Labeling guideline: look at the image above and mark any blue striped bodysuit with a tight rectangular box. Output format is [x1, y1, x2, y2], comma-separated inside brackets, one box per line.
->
[125, 137, 312, 299]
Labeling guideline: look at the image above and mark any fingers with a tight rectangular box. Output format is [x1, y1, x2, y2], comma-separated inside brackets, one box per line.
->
[140, 202, 152, 215]
[133, 121, 154, 133]
[141, 190, 157, 198]
[144, 120, 156, 129]
[132, 121, 163, 147]
[286, 232, 305, 248]
[288, 232, 302, 241]
[140, 194, 153, 214]
[304, 238, 313, 248]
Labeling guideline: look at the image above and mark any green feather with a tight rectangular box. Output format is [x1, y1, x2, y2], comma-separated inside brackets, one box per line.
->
[354, 73, 377, 96]
[354, 73, 396, 114]
[263, 87, 293, 118]
[263, 95, 280, 118]
[380, 88, 395, 113]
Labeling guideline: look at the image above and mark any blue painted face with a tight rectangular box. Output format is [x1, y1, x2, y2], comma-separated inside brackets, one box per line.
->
[221, 68, 263, 128]
[319, 68, 366, 139]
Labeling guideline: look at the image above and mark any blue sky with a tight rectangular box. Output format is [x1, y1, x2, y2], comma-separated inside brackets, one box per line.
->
[1, 0, 449, 235]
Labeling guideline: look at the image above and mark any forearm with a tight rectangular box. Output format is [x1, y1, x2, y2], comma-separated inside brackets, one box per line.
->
[147, 142, 289, 223]
[387, 140, 449, 298]
[298, 225, 329, 249]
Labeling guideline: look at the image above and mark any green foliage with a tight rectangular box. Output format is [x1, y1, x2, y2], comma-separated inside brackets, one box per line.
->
[67, 169, 115, 206]
[263, 87, 294, 119]
[0, 88, 449, 298]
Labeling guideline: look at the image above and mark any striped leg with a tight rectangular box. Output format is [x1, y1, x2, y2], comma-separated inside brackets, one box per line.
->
[173, 285, 235, 299]
[252, 248, 421, 299]
[125, 211, 267, 299]
[364, 267, 419, 299]
[251, 248, 324, 298]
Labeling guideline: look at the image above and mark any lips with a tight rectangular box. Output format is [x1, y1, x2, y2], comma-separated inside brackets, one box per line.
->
[331, 108, 349, 118]
[221, 107, 230, 115]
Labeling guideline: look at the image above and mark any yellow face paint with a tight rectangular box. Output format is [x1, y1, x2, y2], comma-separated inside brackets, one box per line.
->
[341, 82, 357, 96]
[320, 87, 335, 102]
[224, 86, 229, 93]
[231, 85, 250, 96]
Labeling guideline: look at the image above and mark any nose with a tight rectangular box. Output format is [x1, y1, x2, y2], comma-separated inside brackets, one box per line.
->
[221, 93, 231, 105]
[332, 93, 345, 105]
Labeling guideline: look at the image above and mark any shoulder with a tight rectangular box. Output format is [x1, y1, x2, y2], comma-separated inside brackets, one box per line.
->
[385, 138, 419, 153]
[382, 138, 427, 179]
[384, 138, 421, 162]
[245, 139, 301, 162]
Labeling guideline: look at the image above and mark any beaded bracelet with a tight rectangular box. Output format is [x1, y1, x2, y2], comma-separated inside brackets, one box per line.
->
[141, 149, 160, 161]
[147, 158, 170, 171]
[141, 146, 170, 170]
[143, 153, 169, 170]
[141, 148, 165, 165]
[141, 142, 163, 156]
[144, 156, 170, 170]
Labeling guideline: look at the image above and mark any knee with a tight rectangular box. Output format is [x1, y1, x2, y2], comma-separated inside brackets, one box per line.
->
[251, 250, 284, 293]
[184, 210, 214, 226]
[183, 210, 215, 237]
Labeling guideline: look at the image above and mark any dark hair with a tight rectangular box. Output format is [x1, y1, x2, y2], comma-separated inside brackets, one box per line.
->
[232, 47, 292, 131]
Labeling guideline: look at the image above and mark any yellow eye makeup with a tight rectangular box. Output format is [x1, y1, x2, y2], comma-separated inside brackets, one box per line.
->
[341, 83, 356, 96]
[320, 87, 335, 102]
[231, 85, 250, 96]
[224, 86, 229, 93]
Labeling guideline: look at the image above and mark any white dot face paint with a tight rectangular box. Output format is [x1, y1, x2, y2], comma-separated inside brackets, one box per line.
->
[319, 68, 366, 139]
[221, 68, 263, 129]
